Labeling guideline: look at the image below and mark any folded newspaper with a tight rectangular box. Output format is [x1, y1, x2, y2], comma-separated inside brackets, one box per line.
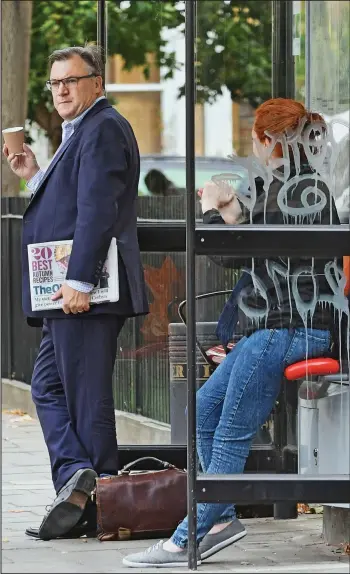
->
[28, 238, 119, 311]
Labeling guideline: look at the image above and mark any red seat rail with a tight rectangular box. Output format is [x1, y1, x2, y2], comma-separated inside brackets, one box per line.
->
[284, 358, 340, 381]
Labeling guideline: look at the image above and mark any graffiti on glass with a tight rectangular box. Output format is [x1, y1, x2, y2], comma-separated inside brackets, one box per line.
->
[213, 117, 349, 366]
[216, 116, 349, 225]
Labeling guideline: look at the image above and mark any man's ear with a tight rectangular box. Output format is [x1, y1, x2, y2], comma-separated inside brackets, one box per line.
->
[96, 75, 103, 93]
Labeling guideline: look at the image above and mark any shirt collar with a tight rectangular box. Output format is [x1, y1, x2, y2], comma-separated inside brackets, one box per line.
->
[61, 96, 106, 132]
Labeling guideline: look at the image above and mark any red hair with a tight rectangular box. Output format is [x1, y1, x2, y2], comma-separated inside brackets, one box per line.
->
[254, 98, 324, 142]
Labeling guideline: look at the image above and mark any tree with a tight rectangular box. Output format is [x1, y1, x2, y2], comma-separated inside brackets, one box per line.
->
[29, 0, 272, 151]
[29, 0, 183, 152]
[1, 1, 32, 196]
[189, 0, 272, 107]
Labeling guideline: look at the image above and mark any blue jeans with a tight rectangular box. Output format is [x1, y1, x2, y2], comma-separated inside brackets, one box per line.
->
[171, 327, 331, 548]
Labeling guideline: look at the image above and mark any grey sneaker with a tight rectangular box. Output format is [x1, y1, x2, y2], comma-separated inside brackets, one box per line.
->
[122, 540, 201, 568]
[199, 518, 247, 560]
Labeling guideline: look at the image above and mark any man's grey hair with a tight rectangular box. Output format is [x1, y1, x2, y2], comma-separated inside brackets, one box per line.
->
[48, 45, 104, 78]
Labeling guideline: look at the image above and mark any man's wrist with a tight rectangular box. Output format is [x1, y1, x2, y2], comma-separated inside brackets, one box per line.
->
[66, 280, 94, 293]
[25, 166, 40, 184]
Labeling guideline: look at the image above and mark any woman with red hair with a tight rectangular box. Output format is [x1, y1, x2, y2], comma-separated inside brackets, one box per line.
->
[123, 99, 346, 568]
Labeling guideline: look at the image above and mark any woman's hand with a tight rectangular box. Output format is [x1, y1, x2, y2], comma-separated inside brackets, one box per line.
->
[200, 181, 233, 210]
[200, 181, 243, 224]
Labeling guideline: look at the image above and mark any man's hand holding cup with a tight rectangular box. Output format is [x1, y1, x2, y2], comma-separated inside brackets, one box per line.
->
[2, 127, 40, 183]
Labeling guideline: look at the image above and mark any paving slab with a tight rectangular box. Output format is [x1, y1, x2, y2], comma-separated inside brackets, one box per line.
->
[2, 411, 349, 574]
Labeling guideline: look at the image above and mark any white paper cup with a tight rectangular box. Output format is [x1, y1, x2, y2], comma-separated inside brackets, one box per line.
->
[2, 126, 24, 155]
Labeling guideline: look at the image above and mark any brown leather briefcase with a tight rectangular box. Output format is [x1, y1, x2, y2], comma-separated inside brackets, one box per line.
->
[95, 457, 187, 541]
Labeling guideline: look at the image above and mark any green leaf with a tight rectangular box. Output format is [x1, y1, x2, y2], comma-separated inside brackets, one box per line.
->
[29, 0, 274, 146]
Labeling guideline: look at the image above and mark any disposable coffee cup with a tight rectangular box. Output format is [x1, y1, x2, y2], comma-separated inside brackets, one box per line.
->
[2, 126, 24, 155]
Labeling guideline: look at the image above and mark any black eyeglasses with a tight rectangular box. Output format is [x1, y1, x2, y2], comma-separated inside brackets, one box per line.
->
[46, 74, 96, 92]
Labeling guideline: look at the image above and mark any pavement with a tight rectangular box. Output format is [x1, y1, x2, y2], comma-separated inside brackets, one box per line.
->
[2, 410, 350, 574]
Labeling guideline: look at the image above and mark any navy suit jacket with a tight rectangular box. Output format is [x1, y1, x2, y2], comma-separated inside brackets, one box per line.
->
[22, 99, 149, 322]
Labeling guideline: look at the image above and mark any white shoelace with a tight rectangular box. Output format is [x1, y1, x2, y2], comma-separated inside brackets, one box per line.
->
[146, 540, 164, 554]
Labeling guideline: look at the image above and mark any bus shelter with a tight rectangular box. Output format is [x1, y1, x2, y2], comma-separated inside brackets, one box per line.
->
[97, 1, 350, 569]
[1, 0, 349, 571]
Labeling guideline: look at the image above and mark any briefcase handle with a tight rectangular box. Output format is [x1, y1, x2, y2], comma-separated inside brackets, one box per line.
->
[121, 457, 177, 474]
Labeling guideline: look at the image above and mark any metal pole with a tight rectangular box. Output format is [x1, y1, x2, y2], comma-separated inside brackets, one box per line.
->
[272, 0, 297, 521]
[285, 0, 295, 98]
[97, 0, 107, 84]
[5, 197, 13, 379]
[305, 0, 311, 108]
[185, 0, 197, 570]
[272, 0, 295, 99]
[272, 0, 281, 98]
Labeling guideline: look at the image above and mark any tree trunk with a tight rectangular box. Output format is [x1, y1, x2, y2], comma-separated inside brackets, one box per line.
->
[1, 0, 32, 196]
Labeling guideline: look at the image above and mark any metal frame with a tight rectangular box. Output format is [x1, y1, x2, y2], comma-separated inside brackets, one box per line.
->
[3, 198, 13, 379]
[137, 221, 350, 256]
[185, 0, 350, 571]
[196, 474, 350, 504]
[305, 0, 312, 108]
[185, 1, 198, 567]
[195, 225, 350, 257]
[97, 0, 107, 82]
[96, 0, 350, 570]
[272, 0, 295, 98]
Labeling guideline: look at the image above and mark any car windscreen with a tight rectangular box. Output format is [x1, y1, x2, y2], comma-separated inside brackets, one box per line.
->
[139, 160, 248, 196]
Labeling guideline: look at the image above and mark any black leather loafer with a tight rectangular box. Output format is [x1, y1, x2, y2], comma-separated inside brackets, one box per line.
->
[26, 497, 97, 540]
[37, 468, 97, 540]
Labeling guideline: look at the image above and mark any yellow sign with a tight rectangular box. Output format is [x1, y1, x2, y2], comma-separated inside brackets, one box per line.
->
[170, 363, 213, 381]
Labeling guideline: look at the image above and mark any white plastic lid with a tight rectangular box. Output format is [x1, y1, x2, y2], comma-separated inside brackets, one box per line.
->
[2, 126, 24, 133]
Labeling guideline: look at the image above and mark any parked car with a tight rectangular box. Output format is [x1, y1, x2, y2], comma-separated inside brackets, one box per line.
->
[139, 155, 248, 197]
[19, 155, 248, 200]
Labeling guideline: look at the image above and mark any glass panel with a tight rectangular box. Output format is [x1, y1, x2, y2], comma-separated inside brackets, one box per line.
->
[293, 0, 306, 103]
[192, 251, 349, 476]
[196, 103, 347, 227]
[194, 2, 349, 229]
[106, 1, 185, 198]
[195, 0, 272, 159]
[308, 0, 350, 225]
[193, 1, 349, 493]
[105, 2, 184, 442]
[309, 1, 350, 115]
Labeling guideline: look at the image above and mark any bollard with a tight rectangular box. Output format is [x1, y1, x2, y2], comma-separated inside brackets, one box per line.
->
[168, 322, 275, 452]
[273, 379, 299, 519]
[169, 322, 218, 444]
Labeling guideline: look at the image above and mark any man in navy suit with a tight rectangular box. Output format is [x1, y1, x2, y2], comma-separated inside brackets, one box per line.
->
[3, 45, 149, 540]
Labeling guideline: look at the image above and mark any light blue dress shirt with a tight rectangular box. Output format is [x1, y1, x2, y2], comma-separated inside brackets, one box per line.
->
[26, 96, 106, 293]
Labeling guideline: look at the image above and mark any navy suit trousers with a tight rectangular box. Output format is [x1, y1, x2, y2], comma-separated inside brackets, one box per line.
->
[31, 315, 125, 493]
